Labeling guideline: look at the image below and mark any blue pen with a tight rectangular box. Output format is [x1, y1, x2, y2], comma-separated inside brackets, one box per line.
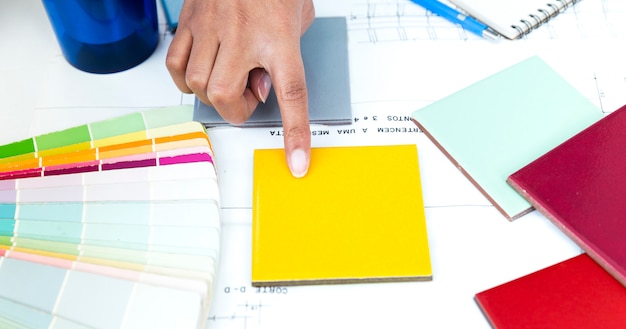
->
[409, 0, 499, 40]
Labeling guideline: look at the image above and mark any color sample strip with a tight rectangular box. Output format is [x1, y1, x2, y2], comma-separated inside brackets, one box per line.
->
[42, 128, 210, 167]
[0, 253, 215, 327]
[0, 122, 210, 177]
[9, 222, 220, 257]
[0, 106, 193, 163]
[0, 143, 213, 180]
[252, 144, 431, 286]
[14, 177, 218, 203]
[2, 251, 214, 304]
[0, 257, 205, 329]
[55, 145, 212, 175]
[12, 199, 220, 226]
[6, 217, 219, 252]
[0, 164, 221, 259]
[475, 254, 626, 328]
[411, 56, 603, 220]
[508, 104, 626, 287]
[0, 205, 218, 326]
[0, 190, 220, 289]
[0, 161, 219, 203]
[7, 242, 218, 284]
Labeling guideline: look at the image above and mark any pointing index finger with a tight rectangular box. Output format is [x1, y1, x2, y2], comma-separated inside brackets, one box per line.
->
[266, 45, 311, 178]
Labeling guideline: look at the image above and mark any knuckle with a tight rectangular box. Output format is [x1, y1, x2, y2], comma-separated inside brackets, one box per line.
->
[279, 80, 308, 103]
[206, 82, 239, 108]
[184, 72, 207, 92]
[165, 54, 186, 75]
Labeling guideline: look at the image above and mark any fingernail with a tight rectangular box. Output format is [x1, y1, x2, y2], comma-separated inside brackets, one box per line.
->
[257, 72, 272, 103]
[288, 148, 309, 178]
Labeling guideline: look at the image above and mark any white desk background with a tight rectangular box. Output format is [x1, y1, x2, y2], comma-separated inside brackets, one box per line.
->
[1, 1, 625, 328]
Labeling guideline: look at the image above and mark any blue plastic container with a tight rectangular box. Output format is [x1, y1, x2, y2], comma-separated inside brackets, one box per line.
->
[42, 0, 159, 74]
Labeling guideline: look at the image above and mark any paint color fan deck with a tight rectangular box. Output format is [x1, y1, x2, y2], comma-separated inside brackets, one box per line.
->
[0, 107, 220, 329]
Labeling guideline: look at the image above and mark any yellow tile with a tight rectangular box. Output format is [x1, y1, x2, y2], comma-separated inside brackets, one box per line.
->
[252, 144, 432, 286]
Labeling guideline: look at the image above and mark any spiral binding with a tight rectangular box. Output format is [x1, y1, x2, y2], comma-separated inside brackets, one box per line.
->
[510, 0, 578, 38]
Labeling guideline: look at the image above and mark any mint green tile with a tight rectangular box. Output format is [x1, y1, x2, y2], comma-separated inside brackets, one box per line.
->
[412, 56, 603, 219]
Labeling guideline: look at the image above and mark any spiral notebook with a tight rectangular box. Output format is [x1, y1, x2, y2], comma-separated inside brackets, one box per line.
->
[448, 0, 580, 39]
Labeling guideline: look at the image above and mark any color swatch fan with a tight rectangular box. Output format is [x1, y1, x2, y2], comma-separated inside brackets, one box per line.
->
[0, 106, 220, 329]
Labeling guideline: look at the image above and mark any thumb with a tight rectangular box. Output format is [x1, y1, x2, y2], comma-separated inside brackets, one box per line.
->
[248, 68, 272, 103]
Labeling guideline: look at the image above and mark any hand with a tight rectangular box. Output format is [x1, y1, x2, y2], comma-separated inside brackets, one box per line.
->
[166, 0, 315, 178]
